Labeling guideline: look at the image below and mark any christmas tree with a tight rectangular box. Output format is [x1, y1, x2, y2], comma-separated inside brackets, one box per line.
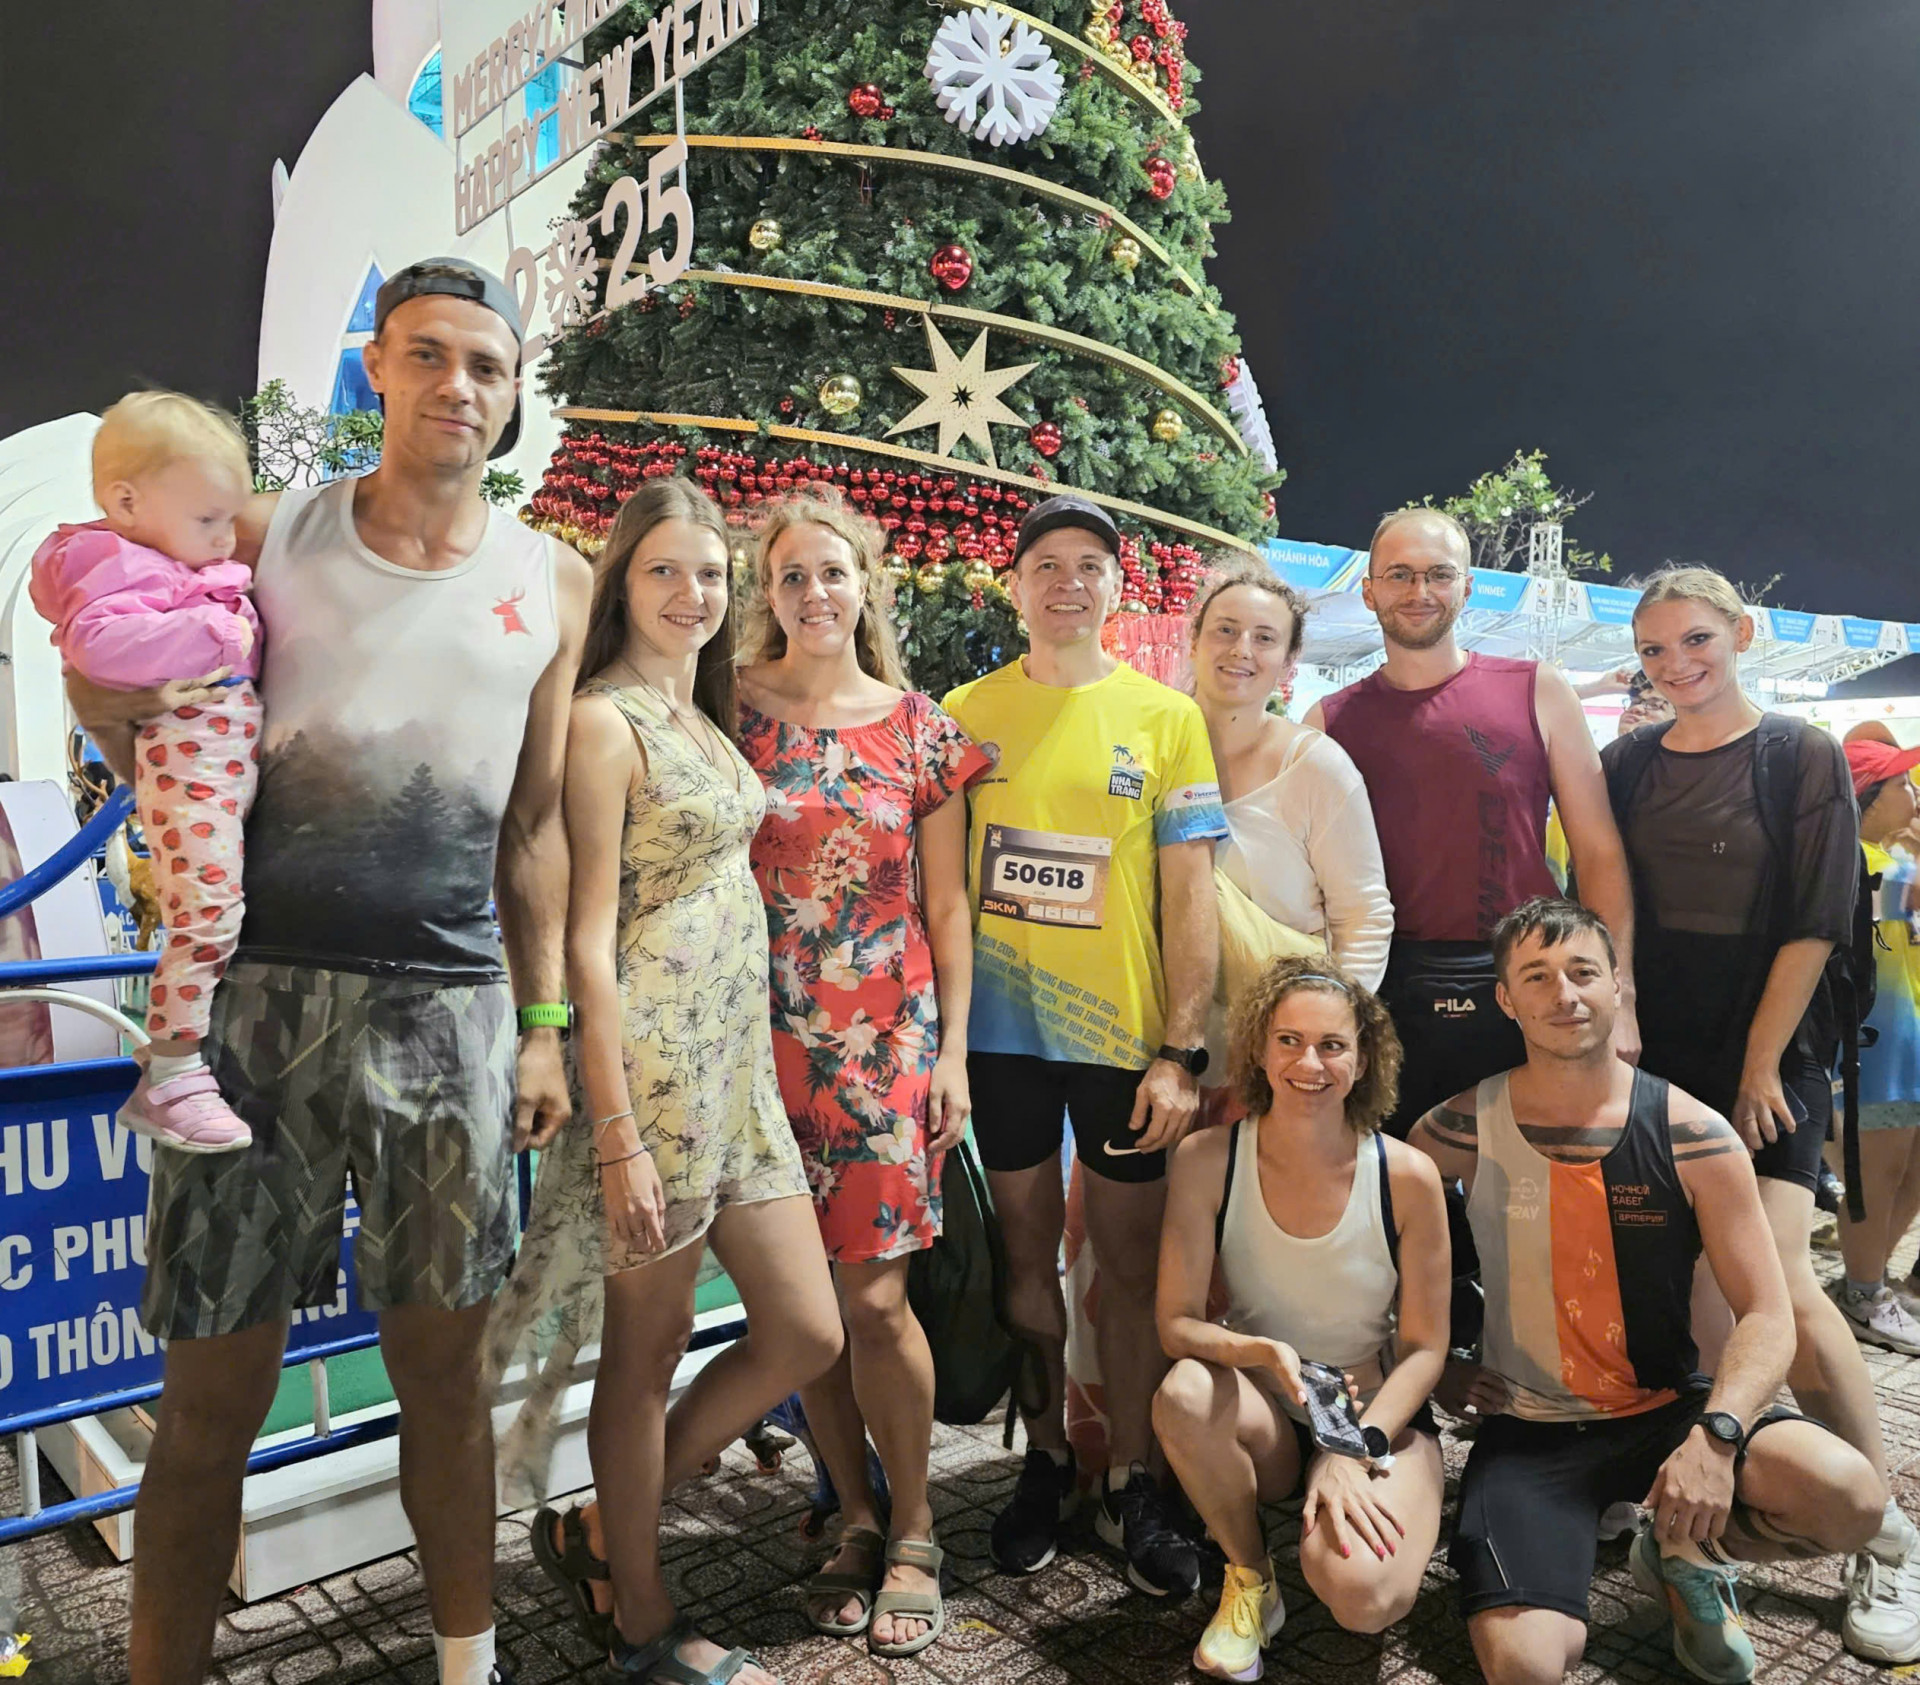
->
[527, 0, 1280, 696]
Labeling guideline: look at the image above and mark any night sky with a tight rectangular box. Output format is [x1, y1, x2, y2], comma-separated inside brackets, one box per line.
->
[7, 2, 1915, 682]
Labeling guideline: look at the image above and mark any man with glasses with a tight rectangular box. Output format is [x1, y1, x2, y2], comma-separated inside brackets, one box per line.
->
[1305, 508, 1636, 1137]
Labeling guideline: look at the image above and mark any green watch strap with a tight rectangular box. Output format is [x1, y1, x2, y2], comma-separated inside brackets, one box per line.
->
[518, 1002, 572, 1031]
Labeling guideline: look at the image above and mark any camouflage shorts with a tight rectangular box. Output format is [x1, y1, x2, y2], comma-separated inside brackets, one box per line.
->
[142, 962, 518, 1340]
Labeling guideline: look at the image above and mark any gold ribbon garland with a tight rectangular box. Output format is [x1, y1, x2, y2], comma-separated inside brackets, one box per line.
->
[621, 133, 1213, 313]
[551, 405, 1260, 556]
[596, 264, 1245, 453]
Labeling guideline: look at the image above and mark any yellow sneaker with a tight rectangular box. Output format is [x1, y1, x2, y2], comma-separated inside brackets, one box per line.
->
[1194, 1559, 1285, 1681]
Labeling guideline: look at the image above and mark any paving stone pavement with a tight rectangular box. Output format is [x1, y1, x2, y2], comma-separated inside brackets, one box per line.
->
[7, 1236, 1920, 1684]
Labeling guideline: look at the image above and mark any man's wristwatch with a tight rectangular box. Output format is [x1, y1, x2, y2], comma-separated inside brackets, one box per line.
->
[1156, 1043, 1209, 1078]
[518, 1001, 574, 1040]
[1698, 1410, 1745, 1453]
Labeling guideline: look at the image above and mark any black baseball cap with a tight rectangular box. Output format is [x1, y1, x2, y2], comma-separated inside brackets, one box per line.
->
[373, 257, 524, 459]
[1014, 493, 1121, 562]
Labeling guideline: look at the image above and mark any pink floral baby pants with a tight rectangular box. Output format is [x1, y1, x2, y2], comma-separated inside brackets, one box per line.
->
[135, 685, 262, 1041]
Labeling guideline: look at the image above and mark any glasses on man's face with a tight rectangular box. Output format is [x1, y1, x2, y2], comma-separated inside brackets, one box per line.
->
[1372, 565, 1463, 590]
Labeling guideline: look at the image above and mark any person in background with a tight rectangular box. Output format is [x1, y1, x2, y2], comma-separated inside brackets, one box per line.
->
[504, 479, 840, 1685]
[945, 493, 1225, 1600]
[738, 491, 991, 1658]
[1306, 508, 1637, 1139]
[1155, 959, 1447, 1679]
[1412, 898, 1882, 1685]
[1602, 565, 1920, 1665]
[1827, 738, 1920, 1355]
[1545, 673, 1673, 890]
[1187, 558, 1393, 991]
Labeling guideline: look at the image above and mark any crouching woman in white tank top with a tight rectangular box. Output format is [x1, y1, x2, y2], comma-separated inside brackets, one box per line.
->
[1153, 958, 1449, 1679]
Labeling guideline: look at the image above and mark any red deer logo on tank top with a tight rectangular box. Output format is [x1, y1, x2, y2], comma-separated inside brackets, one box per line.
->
[493, 588, 530, 635]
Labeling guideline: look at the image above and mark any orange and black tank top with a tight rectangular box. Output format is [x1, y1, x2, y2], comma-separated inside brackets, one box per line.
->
[1467, 1068, 1700, 1421]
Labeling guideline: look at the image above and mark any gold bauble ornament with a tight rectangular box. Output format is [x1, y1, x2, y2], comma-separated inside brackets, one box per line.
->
[1179, 135, 1204, 184]
[962, 561, 997, 593]
[1119, 599, 1149, 614]
[1151, 407, 1185, 442]
[1110, 235, 1143, 274]
[882, 555, 913, 583]
[818, 373, 863, 417]
[748, 217, 783, 253]
[916, 562, 949, 592]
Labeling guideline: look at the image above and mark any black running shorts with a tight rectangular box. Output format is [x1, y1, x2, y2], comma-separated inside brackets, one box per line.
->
[966, 1051, 1164, 1184]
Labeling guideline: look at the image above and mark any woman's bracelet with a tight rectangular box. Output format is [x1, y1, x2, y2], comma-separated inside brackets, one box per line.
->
[597, 1145, 648, 1168]
[594, 1108, 636, 1131]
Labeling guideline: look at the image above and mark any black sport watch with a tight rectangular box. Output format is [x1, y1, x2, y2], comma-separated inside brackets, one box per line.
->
[1698, 1410, 1745, 1453]
[1156, 1043, 1209, 1077]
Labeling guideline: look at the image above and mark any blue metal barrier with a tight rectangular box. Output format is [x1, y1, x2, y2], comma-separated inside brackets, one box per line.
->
[1, 794, 748, 1553]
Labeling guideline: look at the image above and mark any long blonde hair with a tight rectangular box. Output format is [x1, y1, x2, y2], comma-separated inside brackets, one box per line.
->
[746, 488, 908, 687]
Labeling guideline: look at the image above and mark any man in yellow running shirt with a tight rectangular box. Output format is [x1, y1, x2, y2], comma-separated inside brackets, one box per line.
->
[945, 494, 1224, 1600]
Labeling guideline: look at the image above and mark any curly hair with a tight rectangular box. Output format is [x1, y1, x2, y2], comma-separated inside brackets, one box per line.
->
[1227, 956, 1402, 1133]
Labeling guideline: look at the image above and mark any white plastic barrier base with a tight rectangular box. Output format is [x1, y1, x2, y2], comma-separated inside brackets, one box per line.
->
[35, 1305, 739, 1601]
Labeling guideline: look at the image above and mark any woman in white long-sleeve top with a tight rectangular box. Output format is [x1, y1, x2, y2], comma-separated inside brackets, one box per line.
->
[1189, 560, 1394, 991]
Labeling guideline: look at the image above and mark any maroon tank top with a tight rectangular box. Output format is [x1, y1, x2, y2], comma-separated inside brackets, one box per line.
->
[1321, 653, 1555, 942]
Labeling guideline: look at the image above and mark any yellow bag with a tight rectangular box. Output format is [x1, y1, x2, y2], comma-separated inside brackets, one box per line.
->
[1213, 866, 1323, 1011]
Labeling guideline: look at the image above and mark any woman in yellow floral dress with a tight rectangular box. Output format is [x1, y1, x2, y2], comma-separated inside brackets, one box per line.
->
[495, 480, 839, 1685]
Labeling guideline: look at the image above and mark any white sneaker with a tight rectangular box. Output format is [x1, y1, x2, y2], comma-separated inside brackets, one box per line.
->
[1597, 1501, 1640, 1542]
[1830, 1280, 1920, 1356]
[1844, 1547, 1920, 1664]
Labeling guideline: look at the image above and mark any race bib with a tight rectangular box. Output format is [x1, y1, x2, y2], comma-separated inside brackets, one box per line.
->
[979, 824, 1111, 928]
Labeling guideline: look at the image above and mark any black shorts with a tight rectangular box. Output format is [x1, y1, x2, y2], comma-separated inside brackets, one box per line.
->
[967, 1052, 1163, 1184]
[1448, 1385, 1809, 1621]
[1636, 1044, 1833, 1194]
[1377, 941, 1527, 1139]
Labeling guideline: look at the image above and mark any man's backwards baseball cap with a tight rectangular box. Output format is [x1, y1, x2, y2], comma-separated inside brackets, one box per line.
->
[373, 258, 524, 460]
[1014, 493, 1122, 563]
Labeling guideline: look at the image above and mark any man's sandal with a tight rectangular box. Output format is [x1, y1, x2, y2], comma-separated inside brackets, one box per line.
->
[608, 1613, 768, 1683]
[804, 1524, 886, 1636]
[529, 1505, 612, 1651]
[869, 1538, 945, 1659]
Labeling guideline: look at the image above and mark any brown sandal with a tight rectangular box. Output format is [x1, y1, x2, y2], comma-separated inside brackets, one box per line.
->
[805, 1523, 886, 1636]
[869, 1537, 945, 1658]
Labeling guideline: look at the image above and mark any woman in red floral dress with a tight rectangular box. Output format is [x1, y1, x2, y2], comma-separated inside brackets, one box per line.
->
[740, 491, 989, 1660]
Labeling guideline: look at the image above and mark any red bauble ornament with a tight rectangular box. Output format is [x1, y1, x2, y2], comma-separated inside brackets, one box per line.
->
[847, 82, 885, 119]
[1145, 156, 1177, 200]
[929, 243, 973, 292]
[1220, 353, 1241, 389]
[1029, 421, 1064, 458]
[1129, 33, 1154, 62]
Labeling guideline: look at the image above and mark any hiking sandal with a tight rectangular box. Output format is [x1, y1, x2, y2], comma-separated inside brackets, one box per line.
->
[608, 1613, 768, 1683]
[805, 1523, 886, 1635]
[529, 1504, 612, 1651]
[869, 1537, 945, 1659]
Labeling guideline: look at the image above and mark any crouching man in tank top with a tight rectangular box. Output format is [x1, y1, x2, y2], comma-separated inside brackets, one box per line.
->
[65, 259, 592, 1685]
[1410, 897, 1880, 1685]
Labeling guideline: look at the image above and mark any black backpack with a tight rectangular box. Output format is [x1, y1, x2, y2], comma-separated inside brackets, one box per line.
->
[907, 1141, 1044, 1438]
[1604, 714, 1878, 1219]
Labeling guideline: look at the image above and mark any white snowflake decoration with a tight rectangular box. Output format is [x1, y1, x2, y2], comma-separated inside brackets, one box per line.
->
[542, 220, 600, 337]
[1226, 358, 1279, 473]
[925, 7, 1064, 149]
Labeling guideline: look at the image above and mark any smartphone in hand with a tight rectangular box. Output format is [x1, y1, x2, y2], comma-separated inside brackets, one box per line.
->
[1296, 1359, 1369, 1460]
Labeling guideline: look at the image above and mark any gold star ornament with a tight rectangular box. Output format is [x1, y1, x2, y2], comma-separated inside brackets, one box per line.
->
[887, 319, 1037, 468]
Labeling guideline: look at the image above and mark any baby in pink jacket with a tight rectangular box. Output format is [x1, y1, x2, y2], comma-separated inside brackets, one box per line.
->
[31, 391, 262, 1153]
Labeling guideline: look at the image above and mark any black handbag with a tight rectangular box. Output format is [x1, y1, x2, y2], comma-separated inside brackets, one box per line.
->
[907, 1140, 1043, 1437]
